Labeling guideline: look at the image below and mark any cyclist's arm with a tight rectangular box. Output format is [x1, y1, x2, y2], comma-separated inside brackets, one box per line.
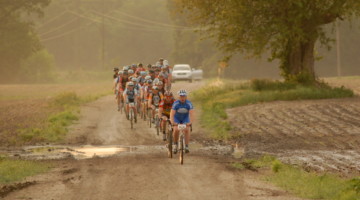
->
[148, 94, 152, 108]
[123, 93, 128, 103]
[170, 109, 175, 125]
[189, 109, 194, 125]
[158, 107, 163, 117]
[113, 77, 118, 91]
[140, 88, 144, 99]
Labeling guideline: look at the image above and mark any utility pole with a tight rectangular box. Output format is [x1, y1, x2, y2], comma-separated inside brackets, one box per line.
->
[336, 19, 342, 77]
[101, 0, 105, 69]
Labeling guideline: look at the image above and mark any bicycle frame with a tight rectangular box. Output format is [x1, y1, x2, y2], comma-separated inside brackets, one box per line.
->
[177, 124, 187, 165]
[129, 102, 136, 129]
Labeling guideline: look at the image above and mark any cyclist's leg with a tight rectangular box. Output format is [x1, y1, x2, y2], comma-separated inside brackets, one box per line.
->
[125, 99, 130, 116]
[161, 115, 167, 131]
[151, 105, 155, 119]
[116, 90, 120, 104]
[184, 127, 190, 145]
[133, 100, 137, 114]
[173, 118, 180, 144]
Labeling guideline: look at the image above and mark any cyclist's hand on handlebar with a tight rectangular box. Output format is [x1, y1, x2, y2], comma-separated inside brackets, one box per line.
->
[186, 123, 192, 127]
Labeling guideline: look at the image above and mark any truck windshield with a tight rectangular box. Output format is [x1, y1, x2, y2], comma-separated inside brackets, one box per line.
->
[174, 66, 190, 71]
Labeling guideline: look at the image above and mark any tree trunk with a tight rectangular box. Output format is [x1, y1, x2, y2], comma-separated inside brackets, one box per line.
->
[287, 37, 317, 81]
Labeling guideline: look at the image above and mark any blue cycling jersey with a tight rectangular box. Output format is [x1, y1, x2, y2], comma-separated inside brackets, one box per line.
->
[172, 99, 193, 124]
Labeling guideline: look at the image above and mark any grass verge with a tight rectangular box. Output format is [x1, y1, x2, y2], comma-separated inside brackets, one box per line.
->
[192, 79, 354, 140]
[0, 157, 51, 184]
[231, 156, 360, 200]
[17, 91, 110, 144]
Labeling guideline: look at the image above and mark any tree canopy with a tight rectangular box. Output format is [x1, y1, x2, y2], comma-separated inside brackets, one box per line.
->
[174, 0, 360, 82]
[0, 0, 50, 82]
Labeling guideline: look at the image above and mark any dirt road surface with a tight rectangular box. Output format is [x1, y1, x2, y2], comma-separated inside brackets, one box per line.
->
[2, 82, 305, 200]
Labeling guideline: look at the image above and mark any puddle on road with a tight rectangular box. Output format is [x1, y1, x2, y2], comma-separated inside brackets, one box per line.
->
[67, 146, 132, 159]
[1, 143, 235, 160]
[16, 145, 134, 160]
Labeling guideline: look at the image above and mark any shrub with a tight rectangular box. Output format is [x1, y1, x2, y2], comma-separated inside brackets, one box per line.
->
[21, 49, 56, 83]
[251, 79, 297, 91]
[52, 92, 80, 107]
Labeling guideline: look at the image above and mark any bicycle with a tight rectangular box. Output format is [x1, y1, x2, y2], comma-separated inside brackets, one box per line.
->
[136, 98, 141, 115]
[154, 108, 160, 135]
[148, 108, 152, 128]
[128, 102, 137, 129]
[119, 96, 124, 114]
[177, 124, 188, 165]
[163, 119, 173, 158]
[142, 101, 147, 121]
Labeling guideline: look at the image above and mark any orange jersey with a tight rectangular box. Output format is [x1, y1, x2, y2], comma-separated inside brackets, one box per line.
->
[159, 99, 175, 115]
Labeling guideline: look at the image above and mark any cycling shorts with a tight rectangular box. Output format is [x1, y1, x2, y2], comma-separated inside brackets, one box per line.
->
[174, 116, 190, 124]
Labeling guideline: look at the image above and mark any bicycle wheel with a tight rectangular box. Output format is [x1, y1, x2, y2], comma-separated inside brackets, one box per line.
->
[143, 103, 146, 121]
[167, 122, 172, 158]
[155, 116, 160, 135]
[179, 134, 184, 165]
[148, 110, 152, 128]
[130, 108, 133, 129]
[137, 101, 141, 115]
[119, 100, 123, 114]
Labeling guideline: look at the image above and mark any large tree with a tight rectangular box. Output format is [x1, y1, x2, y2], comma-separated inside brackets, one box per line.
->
[0, 0, 50, 82]
[174, 0, 360, 82]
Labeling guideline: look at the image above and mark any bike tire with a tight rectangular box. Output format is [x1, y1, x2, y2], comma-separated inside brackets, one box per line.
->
[148, 110, 152, 128]
[120, 101, 123, 114]
[130, 109, 133, 129]
[155, 116, 159, 135]
[179, 134, 184, 165]
[143, 103, 146, 121]
[168, 123, 172, 158]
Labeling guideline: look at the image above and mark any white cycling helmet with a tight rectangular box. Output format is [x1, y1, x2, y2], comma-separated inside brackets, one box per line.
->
[145, 75, 151, 80]
[128, 82, 135, 86]
[132, 77, 139, 82]
[178, 89, 187, 96]
[153, 78, 159, 85]
[128, 69, 134, 74]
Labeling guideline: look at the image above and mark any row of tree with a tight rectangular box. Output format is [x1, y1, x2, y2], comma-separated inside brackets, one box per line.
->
[1, 0, 360, 83]
[170, 0, 360, 82]
[0, 0, 51, 83]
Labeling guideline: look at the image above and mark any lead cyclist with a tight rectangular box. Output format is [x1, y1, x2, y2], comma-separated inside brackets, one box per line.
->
[170, 89, 194, 154]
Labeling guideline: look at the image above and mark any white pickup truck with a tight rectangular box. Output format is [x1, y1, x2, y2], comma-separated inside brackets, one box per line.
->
[172, 64, 203, 83]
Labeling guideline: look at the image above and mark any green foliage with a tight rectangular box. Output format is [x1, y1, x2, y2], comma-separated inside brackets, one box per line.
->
[174, 0, 360, 80]
[251, 79, 296, 91]
[21, 49, 56, 83]
[18, 91, 103, 144]
[231, 162, 245, 170]
[52, 92, 81, 107]
[0, 159, 50, 184]
[0, 0, 50, 83]
[231, 155, 276, 171]
[272, 160, 282, 173]
[267, 162, 360, 199]
[19, 110, 79, 143]
[347, 178, 360, 194]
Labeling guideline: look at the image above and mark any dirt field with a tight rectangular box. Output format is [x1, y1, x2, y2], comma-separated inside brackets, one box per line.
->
[0, 82, 110, 146]
[228, 78, 360, 176]
[1, 81, 305, 200]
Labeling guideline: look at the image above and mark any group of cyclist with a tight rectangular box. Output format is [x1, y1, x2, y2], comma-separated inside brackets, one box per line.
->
[113, 58, 194, 154]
